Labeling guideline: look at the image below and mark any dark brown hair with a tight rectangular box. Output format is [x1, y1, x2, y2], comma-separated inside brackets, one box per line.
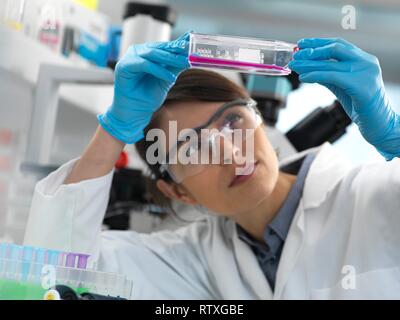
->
[135, 69, 250, 212]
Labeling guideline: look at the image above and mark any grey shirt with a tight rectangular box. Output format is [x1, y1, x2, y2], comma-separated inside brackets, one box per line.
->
[237, 152, 316, 290]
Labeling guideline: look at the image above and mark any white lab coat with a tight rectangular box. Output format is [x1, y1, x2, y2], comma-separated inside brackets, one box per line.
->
[24, 142, 400, 299]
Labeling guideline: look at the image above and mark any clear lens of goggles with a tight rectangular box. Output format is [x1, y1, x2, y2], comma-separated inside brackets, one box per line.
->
[160, 99, 262, 183]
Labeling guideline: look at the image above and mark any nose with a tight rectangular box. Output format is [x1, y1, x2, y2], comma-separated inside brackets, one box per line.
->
[211, 131, 253, 166]
[223, 138, 244, 165]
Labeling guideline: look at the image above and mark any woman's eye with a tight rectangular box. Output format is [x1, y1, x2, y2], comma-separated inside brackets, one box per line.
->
[223, 113, 243, 128]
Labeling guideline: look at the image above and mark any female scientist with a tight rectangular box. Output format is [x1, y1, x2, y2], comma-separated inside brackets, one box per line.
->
[24, 33, 400, 299]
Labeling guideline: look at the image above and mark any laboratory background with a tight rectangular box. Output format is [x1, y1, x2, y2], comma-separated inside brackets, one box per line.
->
[0, 0, 399, 300]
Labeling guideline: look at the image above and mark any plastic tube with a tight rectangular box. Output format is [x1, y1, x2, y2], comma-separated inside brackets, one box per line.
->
[65, 253, 78, 268]
[77, 254, 90, 269]
[21, 246, 34, 281]
[46, 250, 60, 266]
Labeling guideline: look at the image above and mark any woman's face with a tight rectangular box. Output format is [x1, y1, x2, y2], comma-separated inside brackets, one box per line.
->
[155, 100, 280, 218]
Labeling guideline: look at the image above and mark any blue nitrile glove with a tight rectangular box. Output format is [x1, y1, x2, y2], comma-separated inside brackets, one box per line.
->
[98, 32, 191, 144]
[288, 38, 400, 160]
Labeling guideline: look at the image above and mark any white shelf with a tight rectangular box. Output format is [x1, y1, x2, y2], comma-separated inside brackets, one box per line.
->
[0, 24, 114, 115]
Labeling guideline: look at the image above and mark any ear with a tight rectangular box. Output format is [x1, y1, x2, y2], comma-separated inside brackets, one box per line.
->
[156, 179, 198, 205]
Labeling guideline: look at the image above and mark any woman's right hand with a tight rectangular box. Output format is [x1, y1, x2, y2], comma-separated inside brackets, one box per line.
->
[98, 32, 191, 144]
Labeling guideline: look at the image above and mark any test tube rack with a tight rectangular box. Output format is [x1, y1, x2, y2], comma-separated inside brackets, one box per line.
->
[0, 243, 133, 300]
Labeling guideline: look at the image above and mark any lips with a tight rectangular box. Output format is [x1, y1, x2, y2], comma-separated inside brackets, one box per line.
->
[229, 161, 258, 188]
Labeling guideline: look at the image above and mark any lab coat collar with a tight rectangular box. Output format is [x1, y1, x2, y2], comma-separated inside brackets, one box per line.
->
[228, 219, 274, 299]
[273, 143, 351, 298]
[302, 142, 352, 210]
[273, 203, 305, 299]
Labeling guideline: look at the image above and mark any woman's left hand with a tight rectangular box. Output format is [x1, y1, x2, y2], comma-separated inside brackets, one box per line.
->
[289, 38, 400, 160]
